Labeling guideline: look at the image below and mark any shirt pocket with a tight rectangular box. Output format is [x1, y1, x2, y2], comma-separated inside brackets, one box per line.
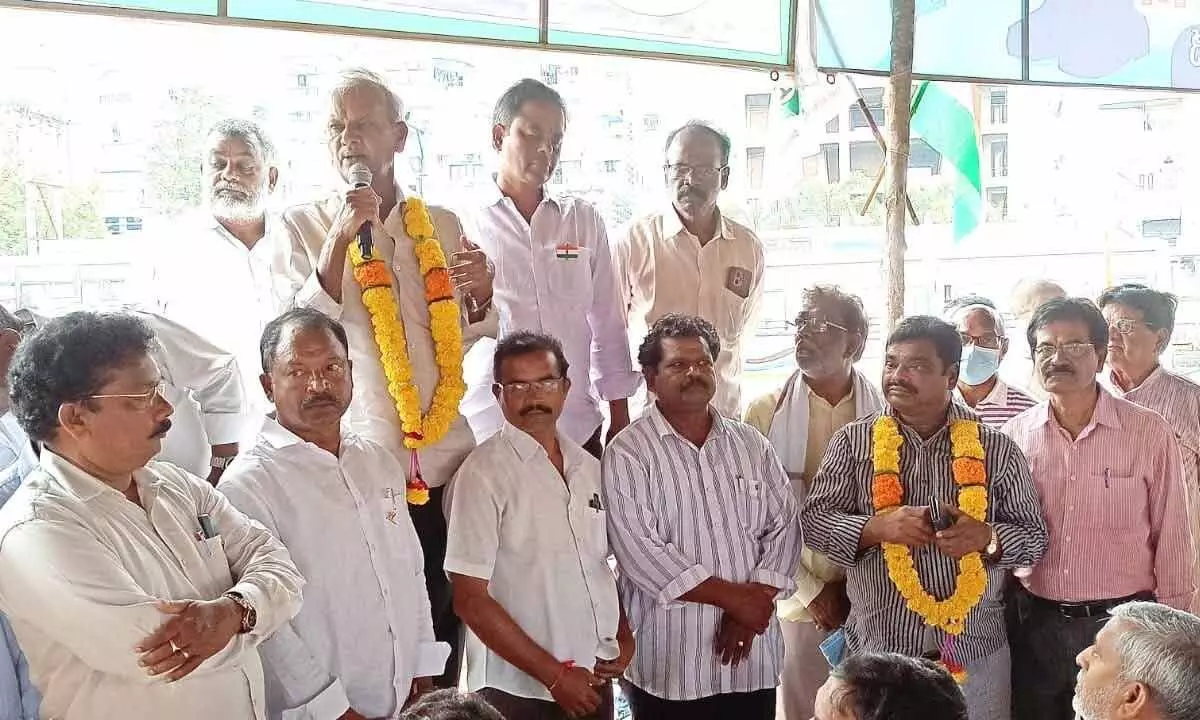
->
[1080, 472, 1146, 531]
[543, 246, 594, 309]
[579, 507, 610, 560]
[199, 536, 235, 591]
[733, 475, 767, 534]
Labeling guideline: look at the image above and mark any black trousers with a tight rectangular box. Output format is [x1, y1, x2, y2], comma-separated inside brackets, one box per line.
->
[478, 683, 614, 720]
[622, 682, 776, 720]
[1007, 586, 1114, 720]
[409, 484, 462, 687]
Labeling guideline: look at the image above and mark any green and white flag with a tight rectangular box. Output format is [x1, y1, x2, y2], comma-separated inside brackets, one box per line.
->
[910, 81, 982, 242]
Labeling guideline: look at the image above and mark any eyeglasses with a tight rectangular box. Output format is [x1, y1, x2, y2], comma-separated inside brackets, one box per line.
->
[1034, 342, 1096, 361]
[88, 381, 167, 410]
[1109, 318, 1152, 335]
[788, 316, 850, 336]
[664, 163, 727, 180]
[285, 363, 349, 385]
[495, 378, 563, 395]
[959, 332, 1001, 350]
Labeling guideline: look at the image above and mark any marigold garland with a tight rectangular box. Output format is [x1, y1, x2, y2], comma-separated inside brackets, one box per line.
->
[871, 416, 991, 682]
[348, 196, 466, 505]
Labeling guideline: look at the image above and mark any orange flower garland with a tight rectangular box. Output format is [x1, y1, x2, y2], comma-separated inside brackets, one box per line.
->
[871, 415, 990, 682]
[347, 196, 466, 505]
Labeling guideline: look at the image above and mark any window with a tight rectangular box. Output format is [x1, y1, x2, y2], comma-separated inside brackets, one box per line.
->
[1138, 172, 1156, 190]
[296, 73, 308, 88]
[825, 115, 840, 134]
[125, 217, 142, 231]
[802, 153, 820, 178]
[448, 163, 481, 182]
[746, 146, 765, 190]
[820, 142, 841, 183]
[986, 187, 1008, 221]
[910, 138, 942, 175]
[849, 140, 883, 174]
[989, 88, 1007, 124]
[849, 88, 885, 130]
[745, 93, 771, 134]
[541, 64, 559, 85]
[989, 137, 1008, 178]
[643, 113, 659, 132]
[602, 159, 618, 174]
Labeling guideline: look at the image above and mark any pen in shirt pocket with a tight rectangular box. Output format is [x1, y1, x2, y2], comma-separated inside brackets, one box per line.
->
[197, 514, 217, 540]
[1104, 468, 1110, 490]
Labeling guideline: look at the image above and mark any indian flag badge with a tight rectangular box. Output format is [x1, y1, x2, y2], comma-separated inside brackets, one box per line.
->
[555, 242, 581, 260]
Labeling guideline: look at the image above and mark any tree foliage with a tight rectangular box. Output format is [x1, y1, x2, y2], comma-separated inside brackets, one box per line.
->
[145, 87, 219, 217]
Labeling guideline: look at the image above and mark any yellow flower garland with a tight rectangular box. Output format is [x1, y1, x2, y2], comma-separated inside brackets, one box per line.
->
[871, 415, 990, 682]
[348, 196, 466, 505]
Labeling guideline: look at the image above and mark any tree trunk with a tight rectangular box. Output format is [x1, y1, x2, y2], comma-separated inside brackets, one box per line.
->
[884, 0, 916, 331]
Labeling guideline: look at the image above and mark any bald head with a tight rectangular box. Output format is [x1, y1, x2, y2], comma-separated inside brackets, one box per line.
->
[1011, 279, 1066, 320]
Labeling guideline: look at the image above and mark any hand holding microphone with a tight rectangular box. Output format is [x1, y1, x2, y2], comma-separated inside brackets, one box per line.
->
[331, 162, 381, 257]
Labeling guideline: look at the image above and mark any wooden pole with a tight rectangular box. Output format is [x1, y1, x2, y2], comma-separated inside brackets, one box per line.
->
[884, 0, 916, 331]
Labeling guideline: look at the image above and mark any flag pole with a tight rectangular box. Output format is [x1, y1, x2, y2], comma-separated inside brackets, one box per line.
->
[885, 0, 916, 331]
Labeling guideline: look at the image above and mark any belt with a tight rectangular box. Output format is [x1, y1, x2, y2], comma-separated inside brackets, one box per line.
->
[1024, 589, 1155, 619]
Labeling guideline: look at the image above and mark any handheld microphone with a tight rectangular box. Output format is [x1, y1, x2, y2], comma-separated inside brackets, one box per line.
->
[348, 162, 374, 258]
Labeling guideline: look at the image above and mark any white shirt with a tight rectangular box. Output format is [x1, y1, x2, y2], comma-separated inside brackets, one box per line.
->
[445, 423, 620, 701]
[139, 311, 245, 477]
[0, 413, 36, 479]
[219, 418, 449, 720]
[277, 190, 496, 488]
[150, 213, 279, 422]
[616, 207, 765, 417]
[0, 450, 304, 720]
[466, 184, 641, 443]
[602, 405, 804, 701]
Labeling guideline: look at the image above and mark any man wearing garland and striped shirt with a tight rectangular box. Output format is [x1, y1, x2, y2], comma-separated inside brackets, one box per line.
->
[801, 316, 1047, 720]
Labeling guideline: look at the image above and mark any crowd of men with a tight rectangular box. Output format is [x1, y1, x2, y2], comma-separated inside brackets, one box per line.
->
[0, 66, 1197, 720]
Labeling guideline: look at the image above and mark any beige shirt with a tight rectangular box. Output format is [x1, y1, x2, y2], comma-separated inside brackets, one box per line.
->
[0, 451, 304, 720]
[745, 385, 855, 623]
[276, 191, 497, 488]
[617, 207, 765, 416]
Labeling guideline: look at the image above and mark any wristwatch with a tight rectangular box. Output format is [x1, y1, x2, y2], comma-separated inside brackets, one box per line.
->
[210, 455, 237, 471]
[223, 591, 257, 633]
[985, 525, 1000, 559]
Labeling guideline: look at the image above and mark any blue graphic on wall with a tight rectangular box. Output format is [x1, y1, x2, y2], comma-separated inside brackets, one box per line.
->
[815, 0, 1200, 90]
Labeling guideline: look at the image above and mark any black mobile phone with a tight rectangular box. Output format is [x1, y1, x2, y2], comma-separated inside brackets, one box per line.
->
[929, 497, 954, 531]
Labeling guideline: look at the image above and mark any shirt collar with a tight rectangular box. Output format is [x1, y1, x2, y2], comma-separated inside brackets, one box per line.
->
[646, 402, 729, 443]
[883, 399, 978, 433]
[258, 415, 352, 455]
[1108, 365, 1164, 395]
[39, 447, 160, 504]
[662, 204, 734, 243]
[484, 175, 562, 212]
[207, 212, 276, 254]
[1032, 385, 1123, 431]
[498, 422, 586, 469]
[955, 378, 1009, 408]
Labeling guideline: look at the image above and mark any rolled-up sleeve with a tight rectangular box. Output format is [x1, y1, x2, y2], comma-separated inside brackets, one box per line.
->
[800, 429, 872, 568]
[602, 443, 711, 607]
[585, 208, 641, 402]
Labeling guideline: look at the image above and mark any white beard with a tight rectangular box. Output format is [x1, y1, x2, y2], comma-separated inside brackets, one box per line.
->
[210, 186, 266, 224]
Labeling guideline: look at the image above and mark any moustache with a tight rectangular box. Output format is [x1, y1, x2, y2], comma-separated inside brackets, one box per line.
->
[519, 405, 553, 416]
[886, 382, 918, 395]
[680, 377, 712, 391]
[1045, 364, 1075, 376]
[302, 394, 339, 409]
[151, 419, 172, 439]
[213, 183, 249, 196]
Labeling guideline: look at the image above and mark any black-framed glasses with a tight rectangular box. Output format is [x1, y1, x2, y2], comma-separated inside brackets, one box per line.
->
[788, 316, 850, 336]
[664, 163, 727, 180]
[495, 378, 564, 396]
[1034, 342, 1095, 361]
[959, 331, 1001, 350]
[87, 380, 167, 410]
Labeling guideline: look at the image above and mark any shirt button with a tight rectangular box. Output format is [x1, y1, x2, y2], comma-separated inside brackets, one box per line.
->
[1065, 536, 1070, 542]
[1063, 569, 1070, 575]
[1068, 506, 1074, 512]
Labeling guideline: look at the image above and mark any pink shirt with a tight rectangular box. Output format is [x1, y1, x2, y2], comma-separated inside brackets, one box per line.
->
[1002, 387, 1196, 609]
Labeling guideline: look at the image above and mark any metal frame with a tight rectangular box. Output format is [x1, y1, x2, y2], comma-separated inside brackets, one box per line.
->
[3, 0, 803, 73]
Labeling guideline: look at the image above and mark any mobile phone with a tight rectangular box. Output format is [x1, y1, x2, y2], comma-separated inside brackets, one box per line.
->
[929, 497, 954, 531]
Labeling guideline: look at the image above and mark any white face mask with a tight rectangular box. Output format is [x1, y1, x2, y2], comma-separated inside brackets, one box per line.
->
[959, 344, 1001, 386]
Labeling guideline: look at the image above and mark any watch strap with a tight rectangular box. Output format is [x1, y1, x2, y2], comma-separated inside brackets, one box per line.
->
[223, 591, 256, 633]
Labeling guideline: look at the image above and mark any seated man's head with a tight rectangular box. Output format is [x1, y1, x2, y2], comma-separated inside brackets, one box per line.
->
[814, 652, 968, 720]
[260, 308, 353, 439]
[9, 312, 171, 476]
[1074, 602, 1200, 720]
[793, 285, 868, 382]
[400, 689, 504, 720]
[637, 313, 721, 415]
[491, 331, 570, 436]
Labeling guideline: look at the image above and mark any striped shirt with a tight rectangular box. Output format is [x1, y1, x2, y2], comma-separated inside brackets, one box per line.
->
[1107, 366, 1200, 496]
[956, 378, 1037, 428]
[801, 402, 1047, 664]
[602, 404, 803, 701]
[1002, 387, 1196, 610]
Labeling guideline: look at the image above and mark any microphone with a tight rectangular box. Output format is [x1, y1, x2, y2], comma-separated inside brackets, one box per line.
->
[348, 162, 374, 258]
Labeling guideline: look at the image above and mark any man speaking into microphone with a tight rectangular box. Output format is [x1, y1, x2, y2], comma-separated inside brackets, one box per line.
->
[275, 67, 498, 687]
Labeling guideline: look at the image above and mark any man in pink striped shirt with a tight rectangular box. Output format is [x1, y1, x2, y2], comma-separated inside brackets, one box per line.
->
[1002, 297, 1195, 720]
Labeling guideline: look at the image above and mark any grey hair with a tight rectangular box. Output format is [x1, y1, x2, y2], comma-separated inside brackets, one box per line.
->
[664, 120, 732, 167]
[492, 78, 567, 128]
[332, 67, 405, 123]
[207, 118, 276, 165]
[943, 298, 1006, 338]
[1010, 279, 1066, 318]
[1109, 601, 1200, 720]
